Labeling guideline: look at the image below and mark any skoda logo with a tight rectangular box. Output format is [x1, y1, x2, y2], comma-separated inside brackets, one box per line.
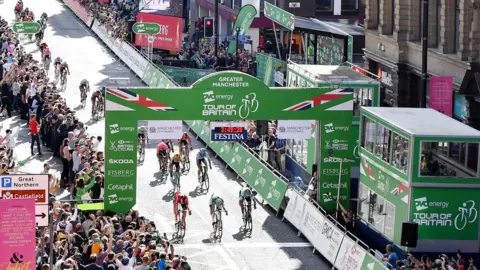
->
[109, 159, 134, 164]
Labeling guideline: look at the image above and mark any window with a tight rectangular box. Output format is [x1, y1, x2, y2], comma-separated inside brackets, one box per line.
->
[420, 141, 479, 178]
[374, 123, 392, 163]
[317, 0, 332, 11]
[455, 0, 460, 52]
[357, 184, 395, 240]
[361, 117, 376, 153]
[392, 133, 409, 173]
[353, 88, 373, 117]
[341, 0, 358, 11]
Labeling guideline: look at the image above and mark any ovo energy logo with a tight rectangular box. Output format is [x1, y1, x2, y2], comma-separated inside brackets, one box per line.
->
[324, 123, 349, 134]
[109, 124, 135, 134]
[203, 91, 215, 103]
[413, 197, 478, 231]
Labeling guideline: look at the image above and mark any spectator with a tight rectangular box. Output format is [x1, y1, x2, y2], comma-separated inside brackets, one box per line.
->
[29, 113, 42, 156]
[382, 244, 398, 269]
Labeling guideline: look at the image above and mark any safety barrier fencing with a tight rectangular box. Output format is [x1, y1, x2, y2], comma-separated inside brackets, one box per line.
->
[62, 2, 390, 268]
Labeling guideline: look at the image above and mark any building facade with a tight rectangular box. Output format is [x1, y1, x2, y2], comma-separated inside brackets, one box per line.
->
[363, 0, 480, 127]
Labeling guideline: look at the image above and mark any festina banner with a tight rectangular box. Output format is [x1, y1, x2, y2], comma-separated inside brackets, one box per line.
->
[227, 5, 257, 54]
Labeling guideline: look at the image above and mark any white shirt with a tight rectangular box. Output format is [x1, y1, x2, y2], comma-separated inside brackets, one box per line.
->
[72, 151, 82, 172]
[93, 139, 100, 151]
[5, 134, 15, 149]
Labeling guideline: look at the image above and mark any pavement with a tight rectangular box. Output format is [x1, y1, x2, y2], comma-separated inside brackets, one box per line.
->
[1, 0, 333, 269]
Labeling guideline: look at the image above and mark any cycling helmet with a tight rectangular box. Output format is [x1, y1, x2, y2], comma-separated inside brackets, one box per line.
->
[173, 153, 181, 160]
[62, 61, 68, 67]
[183, 132, 188, 135]
[243, 188, 252, 198]
[199, 148, 206, 155]
[24, 8, 29, 13]
[55, 57, 61, 62]
[81, 79, 88, 84]
[42, 12, 47, 18]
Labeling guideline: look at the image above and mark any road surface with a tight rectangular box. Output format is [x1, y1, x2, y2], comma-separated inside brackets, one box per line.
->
[1, 1, 333, 269]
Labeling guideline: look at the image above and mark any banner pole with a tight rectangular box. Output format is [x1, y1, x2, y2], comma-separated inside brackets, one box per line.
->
[335, 159, 343, 220]
[49, 211, 54, 269]
[272, 21, 282, 61]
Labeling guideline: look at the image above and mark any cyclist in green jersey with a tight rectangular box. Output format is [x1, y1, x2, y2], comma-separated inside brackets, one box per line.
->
[138, 126, 148, 147]
[209, 194, 228, 226]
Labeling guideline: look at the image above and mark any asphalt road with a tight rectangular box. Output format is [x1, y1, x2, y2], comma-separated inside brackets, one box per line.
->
[2, 1, 333, 268]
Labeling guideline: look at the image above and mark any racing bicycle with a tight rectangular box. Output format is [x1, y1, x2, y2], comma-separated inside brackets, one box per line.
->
[80, 87, 87, 108]
[138, 137, 146, 160]
[240, 200, 253, 233]
[43, 56, 50, 72]
[159, 154, 168, 174]
[171, 166, 181, 192]
[198, 163, 209, 192]
[181, 144, 190, 172]
[91, 100, 103, 121]
[211, 206, 226, 241]
[173, 206, 187, 240]
[60, 70, 68, 90]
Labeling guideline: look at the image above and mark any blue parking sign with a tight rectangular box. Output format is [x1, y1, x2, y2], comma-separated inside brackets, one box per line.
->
[1, 177, 12, 187]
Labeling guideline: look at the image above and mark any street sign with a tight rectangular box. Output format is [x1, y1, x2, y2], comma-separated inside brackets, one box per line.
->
[264, 2, 295, 31]
[35, 204, 49, 227]
[147, 35, 155, 44]
[11, 22, 42, 34]
[0, 175, 49, 226]
[132, 22, 160, 35]
[289, 2, 301, 8]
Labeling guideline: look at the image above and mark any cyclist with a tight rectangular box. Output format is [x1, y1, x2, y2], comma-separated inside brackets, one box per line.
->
[170, 152, 182, 177]
[79, 79, 89, 104]
[196, 148, 211, 180]
[137, 125, 148, 149]
[39, 42, 48, 54]
[99, 86, 106, 97]
[42, 45, 51, 65]
[178, 132, 192, 162]
[173, 192, 191, 223]
[60, 61, 70, 83]
[156, 142, 170, 169]
[28, 10, 34, 21]
[162, 139, 174, 155]
[239, 186, 256, 216]
[209, 194, 228, 227]
[79, 79, 89, 93]
[41, 12, 48, 24]
[14, 1, 23, 19]
[91, 90, 103, 116]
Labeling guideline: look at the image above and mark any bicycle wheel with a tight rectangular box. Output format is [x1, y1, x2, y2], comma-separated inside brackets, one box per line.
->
[216, 216, 223, 240]
[203, 173, 210, 192]
[246, 212, 253, 232]
[179, 215, 186, 239]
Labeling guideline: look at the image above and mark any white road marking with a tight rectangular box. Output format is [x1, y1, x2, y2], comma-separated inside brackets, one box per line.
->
[184, 260, 230, 268]
[174, 242, 313, 249]
[186, 249, 217, 259]
[216, 245, 239, 270]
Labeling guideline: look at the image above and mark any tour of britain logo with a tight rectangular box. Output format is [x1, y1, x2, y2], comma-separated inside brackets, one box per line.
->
[202, 92, 258, 119]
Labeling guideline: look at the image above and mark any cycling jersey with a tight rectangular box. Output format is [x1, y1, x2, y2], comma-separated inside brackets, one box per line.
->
[91, 92, 101, 101]
[174, 192, 189, 208]
[196, 151, 208, 160]
[239, 187, 253, 201]
[157, 142, 169, 152]
[209, 195, 223, 208]
[179, 133, 192, 144]
[172, 154, 182, 163]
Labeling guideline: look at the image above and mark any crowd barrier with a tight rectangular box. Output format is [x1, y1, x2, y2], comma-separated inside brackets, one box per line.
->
[62, 2, 390, 268]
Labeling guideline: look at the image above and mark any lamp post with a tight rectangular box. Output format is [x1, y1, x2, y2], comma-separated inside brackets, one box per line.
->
[235, 27, 240, 58]
[214, 0, 219, 57]
[420, 0, 428, 107]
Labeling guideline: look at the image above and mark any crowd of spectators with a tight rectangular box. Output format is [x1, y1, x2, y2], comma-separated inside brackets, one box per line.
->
[37, 201, 192, 270]
[88, 0, 138, 40]
[381, 244, 478, 270]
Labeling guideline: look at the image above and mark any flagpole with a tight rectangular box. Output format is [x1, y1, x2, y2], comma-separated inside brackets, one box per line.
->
[272, 21, 282, 61]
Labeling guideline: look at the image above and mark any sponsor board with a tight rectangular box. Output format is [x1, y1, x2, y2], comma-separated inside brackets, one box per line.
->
[109, 123, 135, 134]
[334, 236, 367, 270]
[108, 159, 134, 164]
[147, 120, 183, 140]
[109, 140, 135, 152]
[107, 169, 135, 178]
[276, 120, 312, 139]
[324, 123, 349, 134]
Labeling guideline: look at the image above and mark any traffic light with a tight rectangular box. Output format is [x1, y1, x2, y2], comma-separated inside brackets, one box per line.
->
[204, 17, 214, 38]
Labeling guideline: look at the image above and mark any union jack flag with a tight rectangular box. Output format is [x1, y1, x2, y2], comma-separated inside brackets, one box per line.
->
[360, 159, 375, 181]
[107, 88, 176, 111]
[283, 88, 353, 111]
[391, 183, 408, 195]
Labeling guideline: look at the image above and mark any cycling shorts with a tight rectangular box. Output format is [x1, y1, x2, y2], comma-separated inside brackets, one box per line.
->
[196, 158, 207, 168]
[180, 139, 189, 145]
[137, 133, 146, 139]
[158, 150, 167, 157]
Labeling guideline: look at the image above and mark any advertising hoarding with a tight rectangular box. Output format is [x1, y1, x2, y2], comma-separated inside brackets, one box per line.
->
[135, 13, 182, 51]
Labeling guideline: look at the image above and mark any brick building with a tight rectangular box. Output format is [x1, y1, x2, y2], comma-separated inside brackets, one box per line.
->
[363, 0, 480, 127]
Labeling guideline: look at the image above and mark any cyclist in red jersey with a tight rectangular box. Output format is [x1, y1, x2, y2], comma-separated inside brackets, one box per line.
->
[178, 132, 192, 162]
[173, 192, 191, 223]
[162, 139, 174, 154]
